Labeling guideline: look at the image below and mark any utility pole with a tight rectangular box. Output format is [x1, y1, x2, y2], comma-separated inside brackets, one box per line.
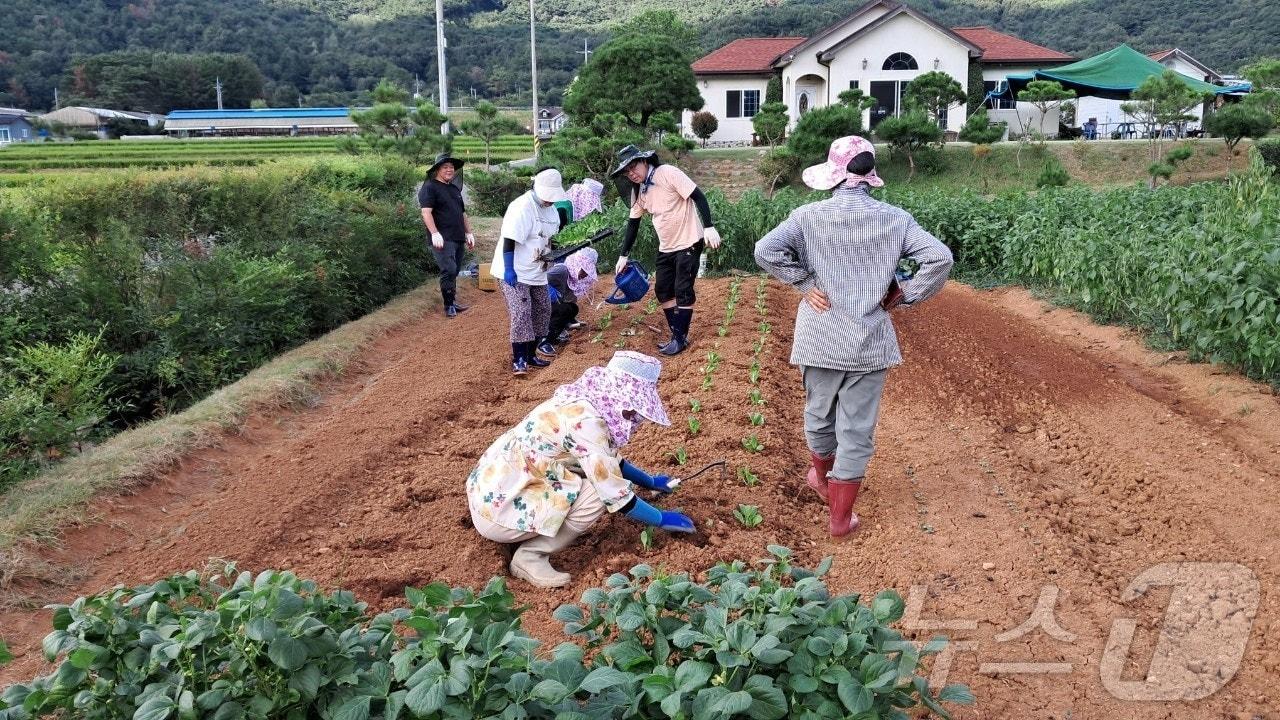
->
[578, 40, 593, 65]
[215, 77, 224, 110]
[53, 87, 59, 108]
[435, 0, 450, 133]
[529, 0, 539, 157]
[414, 73, 422, 100]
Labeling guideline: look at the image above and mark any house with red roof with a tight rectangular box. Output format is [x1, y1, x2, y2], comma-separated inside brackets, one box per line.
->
[686, 0, 1075, 144]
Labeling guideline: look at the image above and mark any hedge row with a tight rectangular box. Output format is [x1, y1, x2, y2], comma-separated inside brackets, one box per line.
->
[0, 158, 434, 488]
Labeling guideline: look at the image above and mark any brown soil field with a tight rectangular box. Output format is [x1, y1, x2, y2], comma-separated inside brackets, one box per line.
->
[2, 276, 1278, 719]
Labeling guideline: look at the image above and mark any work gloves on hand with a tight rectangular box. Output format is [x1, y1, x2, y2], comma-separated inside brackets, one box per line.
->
[548, 285, 561, 303]
[614, 255, 629, 277]
[620, 459, 679, 492]
[704, 226, 722, 250]
[503, 251, 518, 287]
[624, 497, 695, 533]
[431, 232, 445, 251]
[465, 232, 476, 249]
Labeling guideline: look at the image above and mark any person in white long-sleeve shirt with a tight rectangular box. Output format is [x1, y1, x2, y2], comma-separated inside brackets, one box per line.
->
[754, 135, 953, 538]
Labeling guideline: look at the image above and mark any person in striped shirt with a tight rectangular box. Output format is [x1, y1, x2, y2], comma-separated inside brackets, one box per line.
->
[754, 135, 953, 537]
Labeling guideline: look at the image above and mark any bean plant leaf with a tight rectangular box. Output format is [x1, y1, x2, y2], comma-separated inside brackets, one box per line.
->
[267, 636, 308, 671]
[743, 675, 788, 720]
[837, 678, 873, 714]
[0, 639, 12, 666]
[332, 696, 371, 720]
[580, 667, 632, 693]
[674, 659, 714, 692]
[871, 591, 905, 623]
[712, 690, 753, 715]
[289, 664, 323, 701]
[246, 617, 277, 642]
[405, 678, 447, 716]
[134, 695, 177, 720]
[938, 684, 976, 704]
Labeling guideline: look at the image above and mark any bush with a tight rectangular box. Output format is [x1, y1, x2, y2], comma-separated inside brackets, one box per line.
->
[0, 158, 432, 485]
[1, 549, 974, 720]
[785, 104, 866, 166]
[465, 167, 530, 215]
[757, 147, 803, 195]
[691, 111, 718, 146]
[1256, 138, 1280, 174]
[1035, 156, 1070, 187]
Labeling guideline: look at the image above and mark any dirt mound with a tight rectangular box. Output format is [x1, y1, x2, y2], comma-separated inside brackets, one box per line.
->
[3, 278, 1278, 719]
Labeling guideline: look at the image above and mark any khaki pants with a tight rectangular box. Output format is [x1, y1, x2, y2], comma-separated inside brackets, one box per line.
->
[801, 365, 888, 479]
[471, 479, 606, 543]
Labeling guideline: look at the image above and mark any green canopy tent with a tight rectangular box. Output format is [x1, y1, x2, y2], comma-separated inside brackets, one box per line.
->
[999, 44, 1233, 101]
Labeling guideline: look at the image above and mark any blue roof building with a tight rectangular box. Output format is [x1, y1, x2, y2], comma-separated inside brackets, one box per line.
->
[164, 107, 358, 136]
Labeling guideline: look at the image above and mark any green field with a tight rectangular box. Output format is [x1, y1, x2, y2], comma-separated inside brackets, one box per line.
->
[0, 135, 535, 173]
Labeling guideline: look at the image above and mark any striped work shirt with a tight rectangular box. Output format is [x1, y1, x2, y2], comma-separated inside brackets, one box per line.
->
[754, 184, 953, 372]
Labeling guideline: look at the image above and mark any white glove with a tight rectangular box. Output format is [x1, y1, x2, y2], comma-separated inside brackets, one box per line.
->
[704, 226, 722, 250]
[615, 255, 629, 276]
[465, 232, 476, 249]
[430, 232, 444, 250]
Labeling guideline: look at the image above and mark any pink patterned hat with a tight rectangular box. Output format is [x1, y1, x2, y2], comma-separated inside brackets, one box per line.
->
[553, 351, 670, 447]
[801, 135, 884, 190]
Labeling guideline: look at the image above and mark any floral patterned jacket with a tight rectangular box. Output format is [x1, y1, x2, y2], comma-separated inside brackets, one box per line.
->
[466, 397, 635, 537]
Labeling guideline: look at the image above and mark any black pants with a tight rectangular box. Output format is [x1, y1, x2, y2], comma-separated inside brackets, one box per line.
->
[548, 301, 579, 340]
[431, 240, 467, 303]
[654, 240, 704, 306]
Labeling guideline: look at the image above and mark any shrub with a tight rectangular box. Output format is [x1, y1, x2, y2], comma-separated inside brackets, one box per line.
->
[466, 167, 530, 215]
[1035, 156, 1070, 187]
[1255, 138, 1280, 174]
[785, 104, 866, 166]
[691, 111, 719, 146]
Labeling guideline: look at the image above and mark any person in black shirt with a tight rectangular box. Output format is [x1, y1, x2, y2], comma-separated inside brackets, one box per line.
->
[418, 153, 476, 317]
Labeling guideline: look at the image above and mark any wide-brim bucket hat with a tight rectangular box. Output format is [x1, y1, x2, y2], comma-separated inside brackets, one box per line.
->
[802, 135, 884, 190]
[610, 144, 660, 178]
[427, 153, 465, 178]
[533, 167, 570, 203]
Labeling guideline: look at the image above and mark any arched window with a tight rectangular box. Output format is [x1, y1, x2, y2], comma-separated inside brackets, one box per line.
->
[798, 93, 810, 115]
[882, 53, 918, 71]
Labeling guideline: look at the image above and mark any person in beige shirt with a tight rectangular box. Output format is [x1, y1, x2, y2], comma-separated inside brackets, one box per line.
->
[610, 145, 722, 356]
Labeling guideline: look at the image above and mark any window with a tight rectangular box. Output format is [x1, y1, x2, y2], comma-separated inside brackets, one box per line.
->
[726, 90, 741, 118]
[742, 90, 760, 117]
[849, 80, 860, 90]
[883, 53, 918, 71]
[726, 89, 761, 118]
[0, 127, 10, 144]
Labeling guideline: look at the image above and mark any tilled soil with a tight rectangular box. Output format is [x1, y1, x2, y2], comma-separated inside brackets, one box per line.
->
[2, 277, 1278, 719]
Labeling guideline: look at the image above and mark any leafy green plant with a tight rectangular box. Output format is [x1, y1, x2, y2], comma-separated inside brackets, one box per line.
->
[751, 338, 765, 356]
[687, 417, 702, 436]
[737, 467, 760, 487]
[555, 547, 974, 720]
[670, 446, 689, 466]
[734, 504, 764, 528]
[717, 324, 729, 337]
[597, 310, 615, 331]
[644, 297, 659, 315]
[640, 527, 655, 551]
[748, 389, 767, 406]
[689, 398, 702, 413]
[0, 638, 11, 667]
[700, 376, 714, 392]
[742, 435, 765, 453]
[749, 412, 765, 427]
[758, 321, 772, 334]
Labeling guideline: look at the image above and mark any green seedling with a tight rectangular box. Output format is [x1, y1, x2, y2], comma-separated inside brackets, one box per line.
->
[644, 297, 658, 315]
[749, 367, 761, 385]
[749, 412, 765, 427]
[734, 504, 763, 528]
[590, 331, 604, 343]
[737, 466, 760, 486]
[689, 397, 702, 413]
[612, 338, 627, 348]
[700, 376, 714, 392]
[717, 325, 728, 337]
[670, 446, 688, 465]
[742, 435, 764, 453]
[687, 417, 701, 436]
[640, 526, 654, 550]
[752, 338, 764, 355]
[706, 350, 721, 366]
[597, 310, 614, 331]
[758, 321, 772, 334]
[748, 389, 766, 406]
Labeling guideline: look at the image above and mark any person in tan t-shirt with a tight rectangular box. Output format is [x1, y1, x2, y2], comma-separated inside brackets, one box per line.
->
[610, 145, 722, 356]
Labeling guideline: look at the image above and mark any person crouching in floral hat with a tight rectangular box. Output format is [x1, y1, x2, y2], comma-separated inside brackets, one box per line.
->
[465, 351, 695, 588]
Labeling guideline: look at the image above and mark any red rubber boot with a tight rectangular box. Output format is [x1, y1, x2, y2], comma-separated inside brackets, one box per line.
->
[807, 452, 834, 501]
[827, 479, 861, 537]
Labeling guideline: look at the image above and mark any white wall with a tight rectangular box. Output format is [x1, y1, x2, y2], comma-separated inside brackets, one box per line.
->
[783, 11, 972, 132]
[983, 65, 1065, 138]
[684, 74, 771, 144]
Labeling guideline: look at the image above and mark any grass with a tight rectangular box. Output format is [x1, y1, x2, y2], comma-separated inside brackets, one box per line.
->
[0, 285, 441, 598]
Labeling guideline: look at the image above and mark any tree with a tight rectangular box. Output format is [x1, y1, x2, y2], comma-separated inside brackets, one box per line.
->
[765, 75, 782, 104]
[752, 102, 788, 147]
[958, 108, 1007, 191]
[1016, 80, 1076, 138]
[785, 102, 868, 166]
[1203, 104, 1273, 168]
[339, 79, 449, 164]
[540, 113, 646, 181]
[459, 100, 521, 166]
[1014, 80, 1075, 167]
[966, 61, 986, 114]
[563, 34, 703, 128]
[613, 11, 699, 57]
[1120, 70, 1209, 169]
[875, 111, 942, 180]
[1241, 57, 1280, 126]
[903, 70, 966, 128]
[690, 111, 718, 147]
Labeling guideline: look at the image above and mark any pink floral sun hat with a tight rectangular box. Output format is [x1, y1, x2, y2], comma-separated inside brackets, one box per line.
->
[553, 351, 670, 447]
[801, 135, 884, 190]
